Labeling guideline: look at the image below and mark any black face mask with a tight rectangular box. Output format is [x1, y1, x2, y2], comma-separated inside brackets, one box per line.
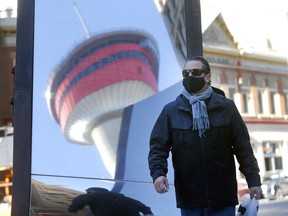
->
[183, 76, 206, 93]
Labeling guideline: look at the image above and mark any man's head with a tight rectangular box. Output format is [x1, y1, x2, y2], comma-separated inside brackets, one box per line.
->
[182, 56, 211, 94]
[183, 56, 211, 73]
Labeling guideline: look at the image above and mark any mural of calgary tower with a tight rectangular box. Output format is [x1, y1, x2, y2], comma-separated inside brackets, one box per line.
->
[46, 29, 159, 178]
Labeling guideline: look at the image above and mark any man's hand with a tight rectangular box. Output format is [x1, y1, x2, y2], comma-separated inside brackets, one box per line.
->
[154, 176, 169, 194]
[249, 186, 262, 200]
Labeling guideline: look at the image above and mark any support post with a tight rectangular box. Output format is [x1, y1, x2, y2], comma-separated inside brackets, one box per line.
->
[185, 0, 203, 58]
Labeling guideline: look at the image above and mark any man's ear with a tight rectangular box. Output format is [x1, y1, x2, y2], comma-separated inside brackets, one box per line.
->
[205, 73, 211, 83]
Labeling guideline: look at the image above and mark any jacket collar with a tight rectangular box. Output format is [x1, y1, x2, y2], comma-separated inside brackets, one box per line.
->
[175, 91, 226, 111]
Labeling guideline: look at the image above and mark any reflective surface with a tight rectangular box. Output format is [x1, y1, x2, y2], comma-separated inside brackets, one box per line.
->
[31, 174, 180, 216]
[32, 0, 181, 215]
[31, 83, 182, 215]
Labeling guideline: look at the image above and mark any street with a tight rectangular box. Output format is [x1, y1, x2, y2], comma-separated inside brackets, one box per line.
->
[257, 198, 288, 216]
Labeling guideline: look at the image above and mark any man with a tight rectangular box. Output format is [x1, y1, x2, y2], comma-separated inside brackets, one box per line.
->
[148, 56, 262, 216]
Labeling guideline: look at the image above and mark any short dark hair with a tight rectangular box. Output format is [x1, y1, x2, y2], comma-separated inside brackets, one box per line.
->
[185, 56, 211, 73]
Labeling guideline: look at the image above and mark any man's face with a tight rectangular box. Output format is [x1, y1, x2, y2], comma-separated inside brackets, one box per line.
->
[182, 60, 211, 83]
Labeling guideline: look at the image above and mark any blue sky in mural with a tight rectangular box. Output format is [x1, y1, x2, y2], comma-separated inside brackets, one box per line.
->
[32, 0, 181, 186]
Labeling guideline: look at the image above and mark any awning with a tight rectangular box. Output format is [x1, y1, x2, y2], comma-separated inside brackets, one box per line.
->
[249, 131, 288, 143]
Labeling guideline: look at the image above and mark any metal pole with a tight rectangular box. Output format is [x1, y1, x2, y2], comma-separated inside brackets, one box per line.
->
[12, 0, 34, 215]
[185, 0, 203, 58]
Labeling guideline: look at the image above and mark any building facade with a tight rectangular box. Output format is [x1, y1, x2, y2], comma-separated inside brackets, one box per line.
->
[0, 4, 16, 211]
[0, 5, 16, 126]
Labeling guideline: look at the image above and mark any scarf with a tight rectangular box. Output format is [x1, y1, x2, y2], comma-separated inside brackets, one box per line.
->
[182, 87, 213, 138]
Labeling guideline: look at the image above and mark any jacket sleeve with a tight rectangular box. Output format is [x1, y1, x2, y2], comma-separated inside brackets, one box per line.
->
[148, 107, 172, 182]
[230, 101, 261, 188]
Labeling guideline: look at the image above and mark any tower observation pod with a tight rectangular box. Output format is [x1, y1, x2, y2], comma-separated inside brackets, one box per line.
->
[46, 30, 159, 178]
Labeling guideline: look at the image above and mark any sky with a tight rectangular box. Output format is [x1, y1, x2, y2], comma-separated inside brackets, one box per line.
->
[201, 0, 288, 56]
[2, 0, 287, 192]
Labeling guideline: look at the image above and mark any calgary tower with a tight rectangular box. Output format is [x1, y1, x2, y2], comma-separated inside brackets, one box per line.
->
[46, 29, 159, 177]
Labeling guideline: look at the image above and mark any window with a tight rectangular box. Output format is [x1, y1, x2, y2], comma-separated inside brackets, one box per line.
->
[242, 90, 249, 113]
[282, 81, 288, 116]
[258, 91, 263, 113]
[263, 141, 283, 171]
[270, 91, 276, 114]
[268, 80, 280, 115]
[256, 79, 265, 114]
[227, 76, 237, 101]
[284, 93, 288, 115]
[241, 77, 254, 115]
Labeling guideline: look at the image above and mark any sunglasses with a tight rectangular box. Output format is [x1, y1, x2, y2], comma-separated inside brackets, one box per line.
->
[182, 69, 207, 77]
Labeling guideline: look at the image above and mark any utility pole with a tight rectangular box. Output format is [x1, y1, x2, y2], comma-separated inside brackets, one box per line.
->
[185, 0, 203, 58]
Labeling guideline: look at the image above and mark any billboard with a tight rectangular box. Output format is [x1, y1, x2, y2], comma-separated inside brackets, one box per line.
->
[13, 1, 186, 215]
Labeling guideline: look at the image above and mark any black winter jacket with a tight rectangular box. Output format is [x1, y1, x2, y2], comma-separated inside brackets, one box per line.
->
[148, 91, 261, 209]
